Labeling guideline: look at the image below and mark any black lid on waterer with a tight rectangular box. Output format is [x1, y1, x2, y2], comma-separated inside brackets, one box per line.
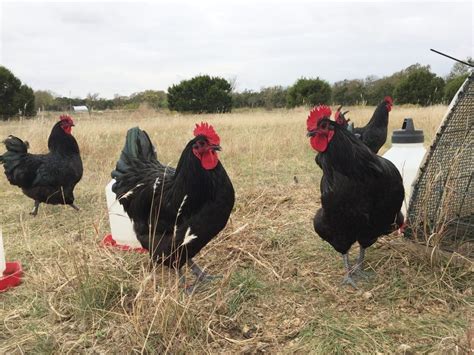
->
[392, 118, 424, 143]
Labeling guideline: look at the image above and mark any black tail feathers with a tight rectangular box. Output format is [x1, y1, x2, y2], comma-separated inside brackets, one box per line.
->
[122, 127, 157, 163]
[112, 127, 159, 182]
[0, 135, 29, 163]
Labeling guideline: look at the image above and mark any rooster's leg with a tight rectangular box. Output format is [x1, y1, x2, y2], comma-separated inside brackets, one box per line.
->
[353, 246, 373, 280]
[341, 253, 358, 288]
[355, 247, 365, 270]
[30, 201, 40, 216]
[187, 259, 221, 282]
[69, 203, 80, 212]
[178, 269, 196, 295]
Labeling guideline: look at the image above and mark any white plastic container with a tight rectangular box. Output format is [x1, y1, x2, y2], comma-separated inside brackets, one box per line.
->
[105, 179, 142, 248]
[0, 228, 5, 274]
[383, 118, 427, 215]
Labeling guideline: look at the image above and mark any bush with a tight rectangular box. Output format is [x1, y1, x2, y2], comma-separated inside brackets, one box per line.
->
[128, 90, 167, 110]
[0, 66, 36, 119]
[332, 79, 366, 105]
[34, 90, 55, 111]
[444, 74, 468, 103]
[167, 75, 232, 113]
[232, 86, 288, 110]
[287, 77, 331, 107]
[394, 68, 445, 106]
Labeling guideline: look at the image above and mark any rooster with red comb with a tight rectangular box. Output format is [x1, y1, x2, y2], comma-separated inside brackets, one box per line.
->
[112, 122, 234, 293]
[307, 105, 404, 287]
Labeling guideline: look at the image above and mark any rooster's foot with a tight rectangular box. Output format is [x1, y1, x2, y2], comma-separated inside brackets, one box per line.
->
[341, 274, 358, 289]
[353, 268, 374, 280]
[187, 259, 220, 282]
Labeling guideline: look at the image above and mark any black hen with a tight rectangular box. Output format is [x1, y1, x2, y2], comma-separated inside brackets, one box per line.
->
[307, 106, 404, 287]
[0, 115, 83, 215]
[353, 96, 393, 154]
[111, 122, 235, 289]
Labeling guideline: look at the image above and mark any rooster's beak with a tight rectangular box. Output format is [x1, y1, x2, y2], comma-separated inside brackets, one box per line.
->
[307, 130, 316, 137]
[211, 145, 221, 151]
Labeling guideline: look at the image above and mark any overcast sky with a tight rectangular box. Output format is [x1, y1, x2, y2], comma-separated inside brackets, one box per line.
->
[0, 0, 472, 98]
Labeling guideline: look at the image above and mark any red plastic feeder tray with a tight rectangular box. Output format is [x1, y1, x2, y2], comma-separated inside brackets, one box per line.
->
[0, 261, 23, 292]
[101, 234, 148, 254]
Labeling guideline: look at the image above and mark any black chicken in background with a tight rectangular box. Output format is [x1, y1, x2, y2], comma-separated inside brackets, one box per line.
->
[352, 96, 393, 154]
[0, 115, 83, 216]
[307, 106, 404, 287]
[112, 122, 235, 292]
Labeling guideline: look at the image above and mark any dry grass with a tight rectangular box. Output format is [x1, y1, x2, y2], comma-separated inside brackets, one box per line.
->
[0, 105, 472, 353]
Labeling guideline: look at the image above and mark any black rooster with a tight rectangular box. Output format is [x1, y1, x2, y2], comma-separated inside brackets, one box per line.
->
[307, 106, 404, 287]
[112, 122, 235, 291]
[352, 96, 393, 154]
[0, 115, 83, 216]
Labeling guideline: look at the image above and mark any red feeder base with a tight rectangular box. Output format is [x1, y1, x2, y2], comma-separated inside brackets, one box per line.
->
[101, 234, 148, 254]
[0, 261, 23, 292]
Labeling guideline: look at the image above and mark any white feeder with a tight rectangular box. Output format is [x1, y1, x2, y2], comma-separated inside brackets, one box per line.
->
[383, 118, 427, 215]
[105, 179, 142, 248]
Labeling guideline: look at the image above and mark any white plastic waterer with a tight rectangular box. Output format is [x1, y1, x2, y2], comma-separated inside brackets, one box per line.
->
[105, 179, 142, 248]
[383, 118, 427, 215]
[0, 228, 6, 274]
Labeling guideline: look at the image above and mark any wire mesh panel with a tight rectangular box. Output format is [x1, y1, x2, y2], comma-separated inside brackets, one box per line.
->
[406, 73, 473, 257]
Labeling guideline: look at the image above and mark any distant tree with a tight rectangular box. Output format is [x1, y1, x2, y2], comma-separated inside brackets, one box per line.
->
[168, 75, 232, 113]
[0, 66, 35, 119]
[445, 57, 473, 81]
[49, 96, 86, 111]
[365, 77, 396, 105]
[129, 90, 167, 109]
[394, 67, 445, 106]
[16, 85, 35, 116]
[364, 64, 433, 105]
[442, 57, 472, 103]
[85, 92, 100, 112]
[34, 90, 55, 111]
[332, 79, 366, 105]
[287, 77, 331, 107]
[444, 74, 469, 103]
[260, 86, 288, 109]
[231, 90, 263, 108]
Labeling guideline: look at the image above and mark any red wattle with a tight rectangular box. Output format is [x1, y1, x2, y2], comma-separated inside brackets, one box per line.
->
[310, 136, 328, 152]
[310, 130, 334, 152]
[201, 151, 219, 170]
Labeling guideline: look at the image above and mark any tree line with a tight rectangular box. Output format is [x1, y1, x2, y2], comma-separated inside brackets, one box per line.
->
[0, 60, 471, 119]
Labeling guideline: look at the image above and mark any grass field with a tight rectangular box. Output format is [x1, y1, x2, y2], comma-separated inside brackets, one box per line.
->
[0, 105, 472, 353]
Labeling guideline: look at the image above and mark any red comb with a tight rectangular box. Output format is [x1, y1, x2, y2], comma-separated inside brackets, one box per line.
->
[59, 115, 73, 122]
[307, 105, 332, 131]
[193, 122, 220, 146]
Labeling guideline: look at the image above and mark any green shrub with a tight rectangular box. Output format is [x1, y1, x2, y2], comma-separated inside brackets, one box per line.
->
[332, 79, 366, 105]
[167, 75, 232, 113]
[444, 74, 468, 103]
[394, 68, 445, 106]
[287, 77, 331, 107]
